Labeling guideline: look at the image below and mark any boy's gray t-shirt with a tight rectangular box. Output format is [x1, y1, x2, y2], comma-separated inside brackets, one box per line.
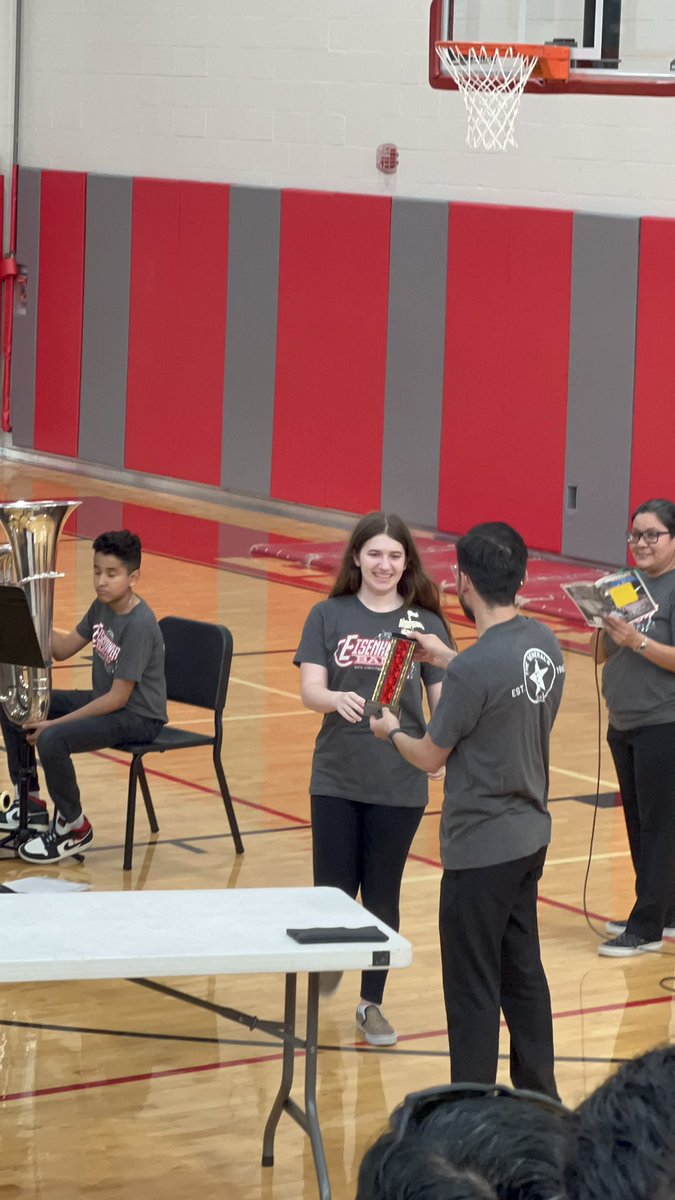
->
[294, 594, 451, 807]
[602, 568, 675, 730]
[76, 597, 168, 723]
[428, 616, 565, 869]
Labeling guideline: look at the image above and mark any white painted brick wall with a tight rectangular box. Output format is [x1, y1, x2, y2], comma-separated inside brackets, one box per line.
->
[0, 0, 672, 217]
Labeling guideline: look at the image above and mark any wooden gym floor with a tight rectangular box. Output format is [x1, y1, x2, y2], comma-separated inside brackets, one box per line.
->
[0, 460, 673, 1200]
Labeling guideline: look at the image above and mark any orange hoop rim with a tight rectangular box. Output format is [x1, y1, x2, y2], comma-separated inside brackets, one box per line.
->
[436, 41, 571, 82]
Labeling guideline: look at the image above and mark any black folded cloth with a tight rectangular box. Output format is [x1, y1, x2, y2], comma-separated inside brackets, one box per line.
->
[286, 925, 389, 944]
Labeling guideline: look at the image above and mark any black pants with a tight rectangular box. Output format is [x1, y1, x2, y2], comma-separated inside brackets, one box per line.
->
[439, 846, 558, 1099]
[1, 692, 163, 824]
[607, 721, 675, 940]
[311, 795, 424, 1005]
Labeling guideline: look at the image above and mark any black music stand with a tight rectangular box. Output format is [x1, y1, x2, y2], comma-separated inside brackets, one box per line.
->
[0, 585, 46, 853]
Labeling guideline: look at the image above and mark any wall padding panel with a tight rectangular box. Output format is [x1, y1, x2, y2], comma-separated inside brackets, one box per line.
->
[79, 175, 133, 469]
[11, 169, 41, 449]
[630, 219, 675, 515]
[563, 214, 640, 565]
[125, 180, 229, 485]
[34, 171, 87, 457]
[221, 186, 280, 497]
[437, 204, 573, 553]
[271, 191, 391, 514]
[381, 199, 448, 527]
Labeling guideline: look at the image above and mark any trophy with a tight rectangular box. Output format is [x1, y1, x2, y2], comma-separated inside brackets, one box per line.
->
[365, 635, 416, 716]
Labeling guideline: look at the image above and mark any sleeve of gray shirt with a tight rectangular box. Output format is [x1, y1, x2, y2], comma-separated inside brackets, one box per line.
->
[294, 604, 329, 668]
[428, 657, 486, 749]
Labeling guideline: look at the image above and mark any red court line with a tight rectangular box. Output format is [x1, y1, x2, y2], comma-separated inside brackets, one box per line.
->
[407, 850, 609, 924]
[94, 754, 614, 923]
[3, 994, 671, 1104]
[92, 750, 309, 826]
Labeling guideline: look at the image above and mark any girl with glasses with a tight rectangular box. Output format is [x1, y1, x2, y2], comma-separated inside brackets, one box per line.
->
[595, 497, 675, 956]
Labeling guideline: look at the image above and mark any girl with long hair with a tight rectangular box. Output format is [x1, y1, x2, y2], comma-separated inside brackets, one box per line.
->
[295, 512, 455, 1044]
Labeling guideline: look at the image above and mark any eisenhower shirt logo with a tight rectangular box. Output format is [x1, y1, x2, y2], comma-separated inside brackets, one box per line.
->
[522, 648, 556, 704]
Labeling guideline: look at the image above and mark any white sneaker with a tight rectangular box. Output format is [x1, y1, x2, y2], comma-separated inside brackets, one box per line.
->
[606, 919, 675, 938]
[355, 1003, 397, 1046]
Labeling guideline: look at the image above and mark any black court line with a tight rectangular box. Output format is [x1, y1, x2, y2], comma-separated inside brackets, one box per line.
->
[76, 822, 311, 857]
[0, 1019, 630, 1068]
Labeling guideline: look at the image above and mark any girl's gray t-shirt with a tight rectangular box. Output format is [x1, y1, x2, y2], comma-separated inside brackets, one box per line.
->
[294, 594, 450, 807]
[602, 568, 675, 730]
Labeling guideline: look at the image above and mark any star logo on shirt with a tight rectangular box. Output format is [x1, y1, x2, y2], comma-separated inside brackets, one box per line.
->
[528, 660, 549, 696]
[522, 648, 556, 705]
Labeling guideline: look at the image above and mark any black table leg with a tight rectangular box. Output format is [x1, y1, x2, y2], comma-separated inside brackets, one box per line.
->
[262, 972, 297, 1166]
[261, 972, 331, 1199]
[303, 971, 330, 1200]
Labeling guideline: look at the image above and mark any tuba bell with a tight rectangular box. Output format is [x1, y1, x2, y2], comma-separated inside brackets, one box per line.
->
[0, 500, 81, 727]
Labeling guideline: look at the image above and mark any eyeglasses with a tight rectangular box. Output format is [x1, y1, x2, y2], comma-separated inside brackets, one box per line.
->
[375, 1081, 571, 1186]
[626, 529, 672, 546]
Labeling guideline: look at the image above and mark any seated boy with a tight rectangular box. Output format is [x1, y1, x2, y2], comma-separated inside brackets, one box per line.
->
[0, 529, 167, 863]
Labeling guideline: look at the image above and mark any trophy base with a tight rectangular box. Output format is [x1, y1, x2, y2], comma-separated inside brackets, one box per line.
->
[363, 699, 402, 718]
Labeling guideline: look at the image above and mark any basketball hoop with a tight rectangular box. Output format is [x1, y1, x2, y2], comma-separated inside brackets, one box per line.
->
[435, 42, 571, 152]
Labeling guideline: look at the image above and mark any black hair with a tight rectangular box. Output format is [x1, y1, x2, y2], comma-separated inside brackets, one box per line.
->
[456, 522, 528, 607]
[92, 530, 142, 573]
[358, 1095, 569, 1200]
[564, 1045, 675, 1200]
[631, 498, 675, 536]
[357, 1134, 497, 1200]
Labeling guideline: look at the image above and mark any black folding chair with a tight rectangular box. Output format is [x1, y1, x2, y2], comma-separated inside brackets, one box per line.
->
[117, 616, 244, 871]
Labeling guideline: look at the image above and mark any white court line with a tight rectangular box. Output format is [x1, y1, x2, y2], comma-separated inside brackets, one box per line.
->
[404, 849, 631, 883]
[550, 765, 617, 790]
[230, 676, 300, 701]
[174, 710, 312, 726]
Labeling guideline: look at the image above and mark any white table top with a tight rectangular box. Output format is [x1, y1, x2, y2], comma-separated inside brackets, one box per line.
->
[0, 886, 413, 983]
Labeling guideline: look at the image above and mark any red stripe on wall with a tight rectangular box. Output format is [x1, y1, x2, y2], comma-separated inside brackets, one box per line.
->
[125, 180, 229, 485]
[631, 219, 675, 512]
[34, 171, 87, 457]
[271, 191, 391, 513]
[437, 205, 573, 553]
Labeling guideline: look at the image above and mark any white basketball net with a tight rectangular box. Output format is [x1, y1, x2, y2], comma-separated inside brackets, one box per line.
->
[436, 44, 539, 152]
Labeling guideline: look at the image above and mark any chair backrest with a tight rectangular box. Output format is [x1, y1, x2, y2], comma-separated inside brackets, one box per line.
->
[159, 617, 233, 713]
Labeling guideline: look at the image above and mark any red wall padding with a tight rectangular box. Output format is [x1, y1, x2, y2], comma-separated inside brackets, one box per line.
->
[34, 171, 87, 457]
[630, 219, 675, 513]
[271, 191, 391, 513]
[437, 204, 573, 553]
[125, 179, 229, 485]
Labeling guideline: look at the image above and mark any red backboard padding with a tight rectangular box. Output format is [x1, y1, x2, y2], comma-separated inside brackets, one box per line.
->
[271, 190, 391, 513]
[631, 219, 675, 514]
[125, 179, 229, 485]
[437, 204, 573, 553]
[34, 171, 87, 457]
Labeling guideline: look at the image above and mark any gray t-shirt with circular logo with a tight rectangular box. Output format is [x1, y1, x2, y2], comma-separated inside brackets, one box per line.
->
[428, 616, 565, 869]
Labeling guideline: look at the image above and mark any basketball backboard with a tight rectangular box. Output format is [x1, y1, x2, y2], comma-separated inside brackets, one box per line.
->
[430, 0, 675, 95]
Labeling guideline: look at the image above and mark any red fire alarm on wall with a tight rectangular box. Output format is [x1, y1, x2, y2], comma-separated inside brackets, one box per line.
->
[376, 143, 399, 174]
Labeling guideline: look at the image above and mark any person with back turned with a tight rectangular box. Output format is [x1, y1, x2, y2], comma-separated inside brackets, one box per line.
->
[370, 522, 565, 1097]
[0, 530, 167, 863]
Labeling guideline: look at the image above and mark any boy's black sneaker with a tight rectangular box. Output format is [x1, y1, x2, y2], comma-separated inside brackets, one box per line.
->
[0, 797, 49, 832]
[598, 931, 663, 957]
[18, 817, 94, 864]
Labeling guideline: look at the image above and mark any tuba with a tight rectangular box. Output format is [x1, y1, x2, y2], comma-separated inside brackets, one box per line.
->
[0, 500, 81, 727]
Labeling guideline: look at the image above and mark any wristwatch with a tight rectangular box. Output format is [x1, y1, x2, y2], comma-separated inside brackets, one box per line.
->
[388, 728, 403, 745]
[635, 638, 649, 653]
